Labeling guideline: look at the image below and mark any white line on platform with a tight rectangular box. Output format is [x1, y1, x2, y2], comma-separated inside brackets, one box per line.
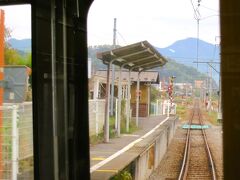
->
[90, 116, 170, 173]
[122, 134, 140, 137]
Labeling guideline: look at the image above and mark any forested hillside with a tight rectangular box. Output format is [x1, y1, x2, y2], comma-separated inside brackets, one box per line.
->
[5, 42, 31, 67]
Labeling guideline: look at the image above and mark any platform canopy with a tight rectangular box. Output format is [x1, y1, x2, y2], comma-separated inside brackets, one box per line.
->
[96, 40, 167, 71]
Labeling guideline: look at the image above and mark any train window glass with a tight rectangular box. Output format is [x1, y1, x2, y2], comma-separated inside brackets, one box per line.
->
[0, 5, 32, 180]
[88, 0, 222, 179]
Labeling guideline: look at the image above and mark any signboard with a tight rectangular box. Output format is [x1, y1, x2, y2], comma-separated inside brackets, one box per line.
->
[136, 90, 142, 97]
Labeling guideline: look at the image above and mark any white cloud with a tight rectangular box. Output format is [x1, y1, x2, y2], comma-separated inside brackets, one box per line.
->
[0, 1, 219, 48]
[1, 5, 31, 39]
[88, 0, 220, 47]
[169, 49, 175, 53]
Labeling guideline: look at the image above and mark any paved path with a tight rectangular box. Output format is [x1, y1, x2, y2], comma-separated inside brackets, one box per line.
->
[90, 115, 174, 179]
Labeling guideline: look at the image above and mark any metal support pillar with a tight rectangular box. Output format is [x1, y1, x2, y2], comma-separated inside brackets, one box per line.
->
[104, 62, 111, 142]
[115, 99, 118, 130]
[31, 0, 94, 179]
[147, 84, 151, 117]
[218, 71, 222, 121]
[110, 64, 115, 116]
[117, 67, 123, 137]
[50, 1, 60, 178]
[136, 71, 141, 127]
[93, 78, 99, 100]
[126, 70, 131, 132]
[221, 0, 240, 178]
[110, 18, 117, 116]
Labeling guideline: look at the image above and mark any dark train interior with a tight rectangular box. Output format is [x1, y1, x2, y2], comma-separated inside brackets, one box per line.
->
[0, 0, 239, 179]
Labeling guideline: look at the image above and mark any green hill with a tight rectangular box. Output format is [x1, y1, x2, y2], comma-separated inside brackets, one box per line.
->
[158, 58, 207, 84]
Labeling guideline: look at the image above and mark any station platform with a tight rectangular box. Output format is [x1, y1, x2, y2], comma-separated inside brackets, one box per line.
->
[90, 115, 178, 180]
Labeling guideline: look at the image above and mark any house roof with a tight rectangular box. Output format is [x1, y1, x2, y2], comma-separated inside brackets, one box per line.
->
[96, 70, 160, 84]
[96, 41, 167, 71]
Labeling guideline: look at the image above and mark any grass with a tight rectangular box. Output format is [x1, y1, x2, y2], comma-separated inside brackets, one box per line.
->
[199, 100, 220, 125]
[110, 162, 135, 180]
[90, 132, 104, 145]
[110, 170, 133, 180]
[89, 115, 139, 145]
[202, 110, 219, 125]
[175, 96, 193, 122]
[89, 116, 117, 145]
[176, 104, 188, 121]
[109, 116, 117, 138]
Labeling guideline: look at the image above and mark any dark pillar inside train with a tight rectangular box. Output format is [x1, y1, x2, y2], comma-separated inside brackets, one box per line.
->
[221, 0, 240, 178]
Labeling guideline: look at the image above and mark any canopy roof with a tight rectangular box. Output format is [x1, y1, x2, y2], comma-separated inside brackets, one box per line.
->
[96, 41, 167, 71]
[96, 70, 160, 83]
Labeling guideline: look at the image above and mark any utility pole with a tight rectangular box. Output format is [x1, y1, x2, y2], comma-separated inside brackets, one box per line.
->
[194, 61, 221, 113]
[209, 61, 213, 110]
[196, 18, 200, 69]
[195, 0, 201, 69]
[218, 73, 222, 122]
[113, 18, 117, 47]
[110, 18, 117, 116]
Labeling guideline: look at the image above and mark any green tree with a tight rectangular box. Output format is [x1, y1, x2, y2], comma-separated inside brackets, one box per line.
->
[18, 53, 31, 67]
[4, 27, 31, 67]
[4, 47, 22, 65]
[151, 86, 160, 102]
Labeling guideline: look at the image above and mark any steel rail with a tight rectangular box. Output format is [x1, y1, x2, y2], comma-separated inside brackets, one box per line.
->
[178, 100, 217, 180]
[199, 109, 217, 180]
[178, 103, 196, 180]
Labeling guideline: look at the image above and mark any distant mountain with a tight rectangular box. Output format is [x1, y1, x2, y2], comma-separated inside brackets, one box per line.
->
[156, 37, 220, 84]
[7, 38, 219, 85]
[157, 37, 220, 61]
[7, 38, 31, 52]
[8, 37, 219, 64]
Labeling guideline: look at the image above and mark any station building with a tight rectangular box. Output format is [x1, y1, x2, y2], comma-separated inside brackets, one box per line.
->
[89, 70, 160, 117]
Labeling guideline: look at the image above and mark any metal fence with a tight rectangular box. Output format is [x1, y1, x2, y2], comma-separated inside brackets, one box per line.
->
[150, 100, 163, 116]
[0, 102, 33, 180]
[150, 100, 177, 116]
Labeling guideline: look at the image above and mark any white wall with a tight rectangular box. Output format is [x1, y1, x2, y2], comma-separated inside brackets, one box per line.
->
[88, 99, 105, 136]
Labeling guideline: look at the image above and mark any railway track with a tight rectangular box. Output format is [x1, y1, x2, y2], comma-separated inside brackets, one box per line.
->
[178, 100, 217, 180]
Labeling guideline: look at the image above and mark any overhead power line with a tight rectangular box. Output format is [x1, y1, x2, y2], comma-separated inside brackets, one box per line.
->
[201, 5, 219, 12]
[117, 31, 127, 45]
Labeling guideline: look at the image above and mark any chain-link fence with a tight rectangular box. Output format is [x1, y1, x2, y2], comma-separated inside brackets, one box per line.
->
[0, 102, 33, 180]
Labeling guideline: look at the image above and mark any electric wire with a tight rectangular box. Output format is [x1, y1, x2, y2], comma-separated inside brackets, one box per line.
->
[117, 31, 127, 45]
[201, 5, 219, 12]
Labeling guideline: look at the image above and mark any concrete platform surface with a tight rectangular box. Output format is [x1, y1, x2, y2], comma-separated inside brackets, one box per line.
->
[90, 115, 176, 179]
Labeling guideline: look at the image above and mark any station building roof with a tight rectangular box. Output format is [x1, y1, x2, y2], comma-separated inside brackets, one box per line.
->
[96, 41, 167, 71]
[96, 70, 160, 84]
